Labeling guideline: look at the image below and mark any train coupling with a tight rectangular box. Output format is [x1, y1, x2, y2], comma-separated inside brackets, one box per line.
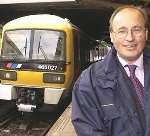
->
[17, 104, 36, 112]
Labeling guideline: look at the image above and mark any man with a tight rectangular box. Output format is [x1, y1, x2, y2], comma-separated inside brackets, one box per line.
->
[72, 5, 150, 136]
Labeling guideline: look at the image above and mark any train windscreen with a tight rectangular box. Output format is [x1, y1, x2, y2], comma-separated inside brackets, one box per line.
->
[1, 30, 65, 61]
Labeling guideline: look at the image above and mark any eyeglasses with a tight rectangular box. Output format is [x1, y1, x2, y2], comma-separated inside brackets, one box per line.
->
[112, 26, 146, 39]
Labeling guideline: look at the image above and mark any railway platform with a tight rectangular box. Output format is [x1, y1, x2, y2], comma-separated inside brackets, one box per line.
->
[47, 103, 77, 136]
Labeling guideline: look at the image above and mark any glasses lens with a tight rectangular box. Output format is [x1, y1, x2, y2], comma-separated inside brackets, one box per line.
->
[114, 27, 145, 38]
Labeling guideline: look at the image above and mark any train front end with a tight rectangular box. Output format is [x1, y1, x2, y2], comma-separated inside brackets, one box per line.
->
[0, 15, 74, 112]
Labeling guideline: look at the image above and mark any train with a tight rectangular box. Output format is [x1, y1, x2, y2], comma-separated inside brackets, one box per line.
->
[0, 14, 100, 112]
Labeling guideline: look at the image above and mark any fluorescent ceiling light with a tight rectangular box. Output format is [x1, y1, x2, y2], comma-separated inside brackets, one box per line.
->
[0, 0, 76, 4]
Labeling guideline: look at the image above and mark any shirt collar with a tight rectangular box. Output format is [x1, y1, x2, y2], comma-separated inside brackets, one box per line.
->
[117, 53, 143, 69]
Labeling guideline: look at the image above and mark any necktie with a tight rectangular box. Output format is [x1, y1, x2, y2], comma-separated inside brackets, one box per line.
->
[127, 65, 144, 108]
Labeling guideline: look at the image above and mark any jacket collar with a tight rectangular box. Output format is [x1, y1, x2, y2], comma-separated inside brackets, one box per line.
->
[95, 47, 118, 89]
[103, 47, 118, 77]
[103, 45, 150, 76]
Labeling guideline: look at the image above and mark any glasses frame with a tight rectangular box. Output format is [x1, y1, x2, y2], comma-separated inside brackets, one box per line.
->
[112, 26, 146, 39]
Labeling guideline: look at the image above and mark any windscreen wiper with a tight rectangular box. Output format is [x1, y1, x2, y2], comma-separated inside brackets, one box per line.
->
[11, 37, 27, 60]
[3, 35, 24, 61]
[24, 37, 27, 56]
[37, 36, 48, 60]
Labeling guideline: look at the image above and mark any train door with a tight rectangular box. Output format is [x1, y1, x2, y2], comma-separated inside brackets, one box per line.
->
[73, 29, 81, 80]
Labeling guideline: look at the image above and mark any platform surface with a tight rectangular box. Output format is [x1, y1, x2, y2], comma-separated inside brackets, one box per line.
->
[47, 104, 77, 136]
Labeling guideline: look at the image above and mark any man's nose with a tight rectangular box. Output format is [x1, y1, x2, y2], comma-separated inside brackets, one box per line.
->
[125, 30, 135, 41]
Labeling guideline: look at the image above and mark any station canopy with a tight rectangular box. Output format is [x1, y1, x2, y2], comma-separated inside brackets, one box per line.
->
[0, 0, 77, 4]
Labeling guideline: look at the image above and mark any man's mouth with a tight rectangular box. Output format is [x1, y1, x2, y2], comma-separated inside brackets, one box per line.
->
[124, 44, 137, 48]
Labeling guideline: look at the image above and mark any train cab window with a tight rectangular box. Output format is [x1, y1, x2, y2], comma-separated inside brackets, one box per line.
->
[32, 30, 65, 61]
[2, 30, 28, 59]
[1, 30, 65, 61]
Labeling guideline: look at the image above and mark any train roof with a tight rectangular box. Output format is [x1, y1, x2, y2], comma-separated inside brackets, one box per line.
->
[3, 14, 74, 30]
[2, 14, 97, 44]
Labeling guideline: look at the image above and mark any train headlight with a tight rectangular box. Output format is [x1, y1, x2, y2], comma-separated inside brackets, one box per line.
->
[43, 73, 65, 84]
[0, 71, 17, 81]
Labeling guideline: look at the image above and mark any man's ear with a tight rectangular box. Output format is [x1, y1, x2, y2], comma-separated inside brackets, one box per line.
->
[146, 29, 148, 40]
[110, 32, 114, 43]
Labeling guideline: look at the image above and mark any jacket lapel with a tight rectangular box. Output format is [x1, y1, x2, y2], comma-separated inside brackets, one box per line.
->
[142, 54, 150, 136]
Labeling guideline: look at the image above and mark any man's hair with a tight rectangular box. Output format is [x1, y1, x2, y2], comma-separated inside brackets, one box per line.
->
[109, 5, 149, 32]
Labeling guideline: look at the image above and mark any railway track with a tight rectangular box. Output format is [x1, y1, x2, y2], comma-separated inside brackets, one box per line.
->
[0, 111, 60, 136]
[0, 101, 69, 136]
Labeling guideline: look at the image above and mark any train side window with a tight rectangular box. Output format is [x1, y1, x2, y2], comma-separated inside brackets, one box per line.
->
[80, 38, 91, 70]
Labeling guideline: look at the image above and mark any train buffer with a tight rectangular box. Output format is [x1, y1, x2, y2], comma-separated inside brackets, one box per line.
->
[47, 103, 77, 136]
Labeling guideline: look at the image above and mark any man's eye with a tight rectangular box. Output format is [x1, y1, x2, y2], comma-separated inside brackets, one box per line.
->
[118, 30, 126, 34]
[133, 28, 141, 32]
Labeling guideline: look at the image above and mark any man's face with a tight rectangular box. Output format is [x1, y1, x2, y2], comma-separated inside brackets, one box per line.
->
[110, 8, 148, 63]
